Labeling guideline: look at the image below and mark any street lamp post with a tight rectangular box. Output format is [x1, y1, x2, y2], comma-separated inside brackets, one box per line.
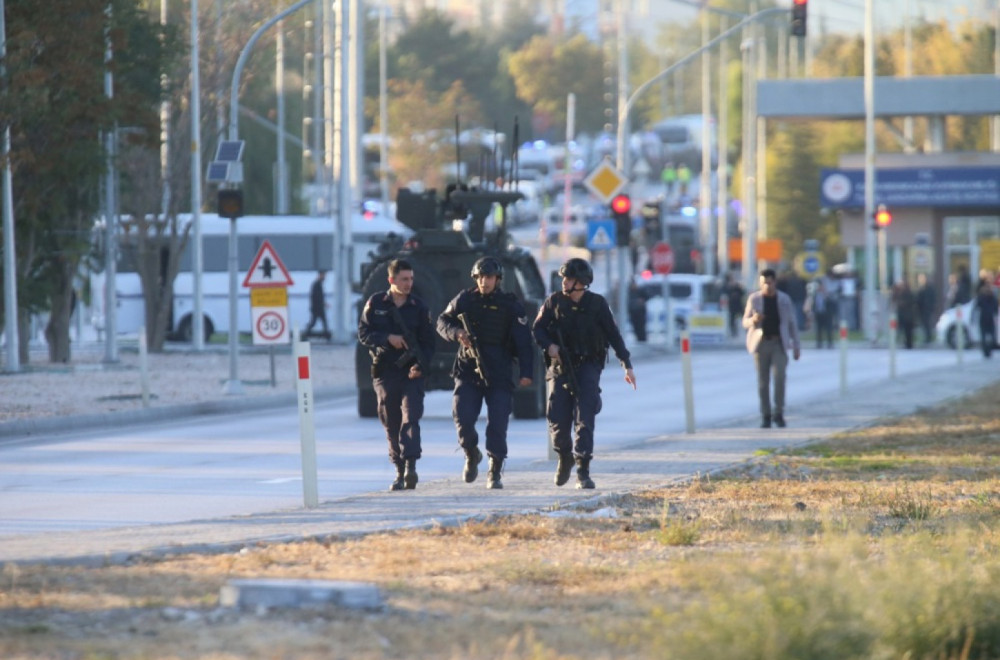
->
[1, 0, 18, 373]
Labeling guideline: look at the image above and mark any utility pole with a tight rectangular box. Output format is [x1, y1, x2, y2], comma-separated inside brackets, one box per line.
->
[1, 0, 18, 372]
[103, 4, 118, 364]
[863, 0, 878, 343]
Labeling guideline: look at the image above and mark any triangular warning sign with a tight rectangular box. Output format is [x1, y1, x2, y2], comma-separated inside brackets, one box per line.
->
[591, 226, 614, 247]
[242, 239, 295, 288]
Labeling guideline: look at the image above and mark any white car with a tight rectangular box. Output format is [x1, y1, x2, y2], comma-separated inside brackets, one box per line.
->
[935, 300, 999, 348]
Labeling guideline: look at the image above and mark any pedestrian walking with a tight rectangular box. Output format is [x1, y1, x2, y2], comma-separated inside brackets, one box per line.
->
[892, 280, 917, 349]
[436, 257, 535, 489]
[661, 162, 677, 198]
[302, 270, 331, 340]
[532, 258, 637, 489]
[358, 259, 435, 491]
[743, 268, 801, 428]
[676, 162, 692, 196]
[973, 282, 998, 358]
[804, 279, 836, 348]
[915, 273, 936, 344]
[723, 273, 746, 338]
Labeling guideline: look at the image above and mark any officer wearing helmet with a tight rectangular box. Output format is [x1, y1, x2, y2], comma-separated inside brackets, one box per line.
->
[437, 256, 535, 489]
[532, 257, 637, 489]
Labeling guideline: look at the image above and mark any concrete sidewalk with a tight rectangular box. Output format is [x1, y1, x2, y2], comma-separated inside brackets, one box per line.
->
[2, 356, 996, 566]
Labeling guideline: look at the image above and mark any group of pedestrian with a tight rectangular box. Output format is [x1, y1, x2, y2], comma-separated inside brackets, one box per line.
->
[357, 257, 637, 493]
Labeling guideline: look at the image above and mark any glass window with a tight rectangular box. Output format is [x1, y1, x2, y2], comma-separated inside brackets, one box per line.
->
[267, 236, 317, 271]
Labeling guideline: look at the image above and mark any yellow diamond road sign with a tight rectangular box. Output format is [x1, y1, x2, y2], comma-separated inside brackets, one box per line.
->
[583, 160, 627, 203]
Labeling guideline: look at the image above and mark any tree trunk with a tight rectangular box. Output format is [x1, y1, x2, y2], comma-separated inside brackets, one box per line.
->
[17, 307, 30, 366]
[45, 282, 74, 363]
[44, 260, 75, 363]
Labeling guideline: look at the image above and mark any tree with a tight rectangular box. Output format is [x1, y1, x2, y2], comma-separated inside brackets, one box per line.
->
[507, 34, 605, 137]
[382, 79, 482, 192]
[0, 0, 169, 363]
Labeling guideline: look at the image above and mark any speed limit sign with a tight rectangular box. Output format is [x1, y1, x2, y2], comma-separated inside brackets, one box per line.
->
[251, 307, 290, 345]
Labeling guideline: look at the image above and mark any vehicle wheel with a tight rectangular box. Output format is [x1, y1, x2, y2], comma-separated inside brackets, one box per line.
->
[945, 324, 972, 349]
[357, 388, 378, 418]
[176, 315, 214, 343]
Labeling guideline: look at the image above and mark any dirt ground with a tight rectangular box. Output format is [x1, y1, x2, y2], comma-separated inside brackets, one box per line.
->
[3, 383, 1000, 659]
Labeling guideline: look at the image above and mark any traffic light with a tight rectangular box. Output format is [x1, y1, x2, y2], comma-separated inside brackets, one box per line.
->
[610, 193, 631, 247]
[217, 189, 244, 219]
[874, 204, 892, 229]
[791, 0, 807, 37]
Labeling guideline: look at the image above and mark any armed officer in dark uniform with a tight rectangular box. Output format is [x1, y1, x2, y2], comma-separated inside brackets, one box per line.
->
[358, 259, 435, 491]
[532, 258, 637, 489]
[437, 257, 535, 489]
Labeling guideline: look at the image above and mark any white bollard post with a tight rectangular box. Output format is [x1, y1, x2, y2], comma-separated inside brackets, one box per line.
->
[838, 319, 848, 396]
[138, 326, 150, 408]
[294, 338, 319, 508]
[956, 306, 964, 365]
[664, 279, 676, 351]
[888, 312, 897, 379]
[680, 330, 695, 433]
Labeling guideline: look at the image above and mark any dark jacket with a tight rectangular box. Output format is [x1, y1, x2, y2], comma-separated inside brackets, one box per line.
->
[437, 287, 534, 389]
[358, 292, 435, 373]
[532, 290, 632, 370]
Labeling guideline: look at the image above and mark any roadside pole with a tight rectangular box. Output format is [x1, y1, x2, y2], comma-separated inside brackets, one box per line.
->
[680, 330, 695, 433]
[888, 312, 897, 379]
[139, 326, 150, 408]
[295, 338, 319, 509]
[839, 320, 848, 396]
[956, 307, 964, 365]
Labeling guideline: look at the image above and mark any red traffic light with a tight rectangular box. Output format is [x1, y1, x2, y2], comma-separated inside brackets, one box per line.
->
[610, 194, 631, 215]
[874, 204, 892, 228]
[791, 0, 807, 36]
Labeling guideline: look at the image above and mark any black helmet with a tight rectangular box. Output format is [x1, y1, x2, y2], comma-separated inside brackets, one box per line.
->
[559, 258, 594, 286]
[471, 256, 503, 280]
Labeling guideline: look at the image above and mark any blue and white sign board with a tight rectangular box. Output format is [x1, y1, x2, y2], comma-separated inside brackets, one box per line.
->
[803, 254, 821, 275]
[587, 219, 616, 251]
[820, 167, 1000, 209]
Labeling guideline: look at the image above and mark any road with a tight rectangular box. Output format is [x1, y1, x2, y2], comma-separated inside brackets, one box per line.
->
[0, 344, 971, 538]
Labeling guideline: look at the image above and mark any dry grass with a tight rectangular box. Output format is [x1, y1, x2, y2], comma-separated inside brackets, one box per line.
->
[5, 384, 1000, 659]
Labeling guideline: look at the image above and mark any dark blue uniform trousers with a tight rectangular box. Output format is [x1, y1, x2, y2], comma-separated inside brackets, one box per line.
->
[374, 368, 424, 463]
[452, 378, 512, 459]
[546, 361, 603, 459]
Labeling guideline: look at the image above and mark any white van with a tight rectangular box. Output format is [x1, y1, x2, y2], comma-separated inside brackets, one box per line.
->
[634, 272, 726, 343]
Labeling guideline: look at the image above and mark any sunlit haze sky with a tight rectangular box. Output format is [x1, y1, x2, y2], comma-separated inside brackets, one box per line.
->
[547, 0, 999, 49]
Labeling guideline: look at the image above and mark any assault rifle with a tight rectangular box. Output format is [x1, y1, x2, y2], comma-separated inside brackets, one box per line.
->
[391, 306, 428, 374]
[457, 312, 490, 387]
[552, 326, 581, 398]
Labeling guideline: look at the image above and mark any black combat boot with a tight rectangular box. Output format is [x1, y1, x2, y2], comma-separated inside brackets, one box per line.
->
[575, 456, 595, 489]
[486, 456, 504, 490]
[554, 451, 574, 487]
[463, 446, 483, 483]
[389, 459, 405, 492]
[403, 458, 419, 490]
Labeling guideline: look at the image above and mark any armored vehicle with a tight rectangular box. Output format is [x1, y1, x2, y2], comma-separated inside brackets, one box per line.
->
[355, 185, 548, 419]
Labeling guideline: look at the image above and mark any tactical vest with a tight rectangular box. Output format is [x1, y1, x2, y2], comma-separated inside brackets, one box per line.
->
[554, 292, 606, 360]
[466, 290, 512, 346]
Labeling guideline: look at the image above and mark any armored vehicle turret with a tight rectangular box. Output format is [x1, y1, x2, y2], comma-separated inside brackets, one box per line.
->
[355, 185, 547, 419]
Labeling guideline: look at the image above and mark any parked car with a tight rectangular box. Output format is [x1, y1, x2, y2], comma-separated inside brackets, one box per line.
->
[935, 300, 999, 348]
